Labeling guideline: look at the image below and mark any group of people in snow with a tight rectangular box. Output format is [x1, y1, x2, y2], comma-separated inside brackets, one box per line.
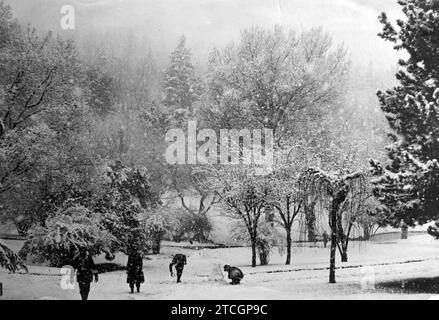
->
[71, 248, 244, 300]
[71, 230, 335, 300]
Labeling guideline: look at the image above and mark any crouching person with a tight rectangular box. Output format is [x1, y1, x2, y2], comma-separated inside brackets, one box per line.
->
[73, 248, 98, 300]
[169, 254, 187, 283]
[224, 265, 244, 285]
[127, 249, 145, 293]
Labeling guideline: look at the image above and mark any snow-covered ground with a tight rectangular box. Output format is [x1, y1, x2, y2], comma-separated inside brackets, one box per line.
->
[1, 234, 439, 300]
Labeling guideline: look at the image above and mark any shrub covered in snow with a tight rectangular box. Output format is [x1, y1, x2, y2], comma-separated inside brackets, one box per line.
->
[145, 210, 175, 254]
[95, 160, 161, 255]
[21, 205, 115, 267]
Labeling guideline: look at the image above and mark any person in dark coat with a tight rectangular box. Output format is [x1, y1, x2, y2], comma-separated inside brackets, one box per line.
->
[223, 265, 244, 285]
[126, 250, 144, 293]
[72, 248, 98, 300]
[169, 254, 186, 283]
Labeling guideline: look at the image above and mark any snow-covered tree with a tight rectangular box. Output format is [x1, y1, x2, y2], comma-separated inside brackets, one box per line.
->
[0, 2, 101, 235]
[299, 168, 366, 283]
[200, 26, 348, 146]
[145, 209, 176, 254]
[163, 35, 201, 121]
[267, 164, 302, 265]
[207, 164, 272, 267]
[21, 205, 114, 267]
[371, 0, 439, 227]
[85, 63, 117, 116]
[95, 161, 160, 255]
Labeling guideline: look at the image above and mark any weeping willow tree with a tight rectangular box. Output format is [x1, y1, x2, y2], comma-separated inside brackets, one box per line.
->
[299, 167, 366, 283]
[0, 240, 27, 273]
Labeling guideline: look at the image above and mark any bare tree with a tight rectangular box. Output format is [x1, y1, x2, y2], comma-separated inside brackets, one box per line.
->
[170, 165, 220, 242]
[268, 167, 302, 265]
[207, 164, 271, 267]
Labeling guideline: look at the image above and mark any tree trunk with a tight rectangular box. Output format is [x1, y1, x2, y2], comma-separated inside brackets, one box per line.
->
[152, 237, 161, 254]
[341, 244, 348, 262]
[401, 223, 408, 239]
[336, 216, 348, 263]
[363, 223, 371, 241]
[285, 229, 292, 265]
[329, 207, 337, 284]
[251, 239, 257, 267]
[329, 188, 348, 283]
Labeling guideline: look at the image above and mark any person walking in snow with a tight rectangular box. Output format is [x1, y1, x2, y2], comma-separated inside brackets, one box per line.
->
[126, 248, 145, 293]
[72, 248, 98, 301]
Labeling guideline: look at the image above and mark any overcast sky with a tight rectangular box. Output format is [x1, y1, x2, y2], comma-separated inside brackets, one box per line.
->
[7, 0, 403, 69]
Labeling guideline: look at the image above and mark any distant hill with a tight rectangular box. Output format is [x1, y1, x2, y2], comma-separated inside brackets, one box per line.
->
[7, 0, 402, 68]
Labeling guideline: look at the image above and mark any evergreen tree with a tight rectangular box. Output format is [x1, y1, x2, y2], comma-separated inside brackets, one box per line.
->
[85, 65, 117, 116]
[370, 0, 439, 227]
[163, 35, 200, 117]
